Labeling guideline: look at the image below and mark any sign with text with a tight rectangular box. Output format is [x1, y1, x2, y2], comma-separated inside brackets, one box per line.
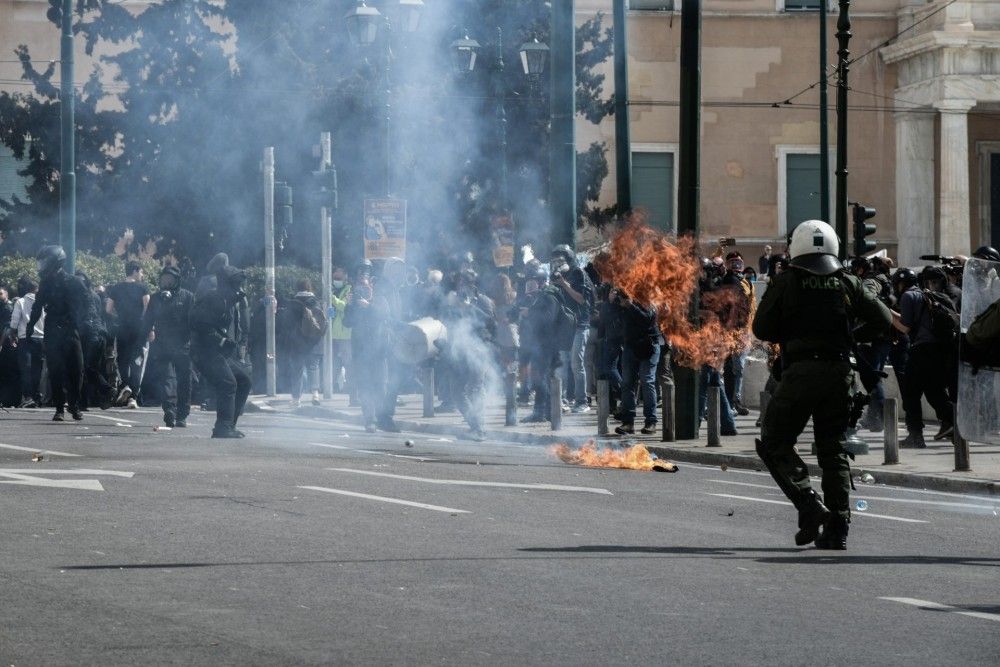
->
[364, 198, 407, 260]
[490, 214, 515, 268]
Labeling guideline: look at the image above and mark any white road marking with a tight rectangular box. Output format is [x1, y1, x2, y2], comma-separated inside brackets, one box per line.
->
[853, 495, 998, 511]
[0, 469, 133, 491]
[86, 414, 140, 425]
[705, 493, 928, 523]
[328, 468, 614, 495]
[880, 597, 1000, 624]
[0, 443, 82, 458]
[298, 485, 469, 513]
[307, 442, 438, 462]
[708, 479, 774, 490]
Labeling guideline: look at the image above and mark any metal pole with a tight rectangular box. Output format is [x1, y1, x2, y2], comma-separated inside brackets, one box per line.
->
[263, 147, 277, 397]
[834, 0, 852, 260]
[320, 133, 334, 400]
[496, 26, 509, 214]
[597, 379, 610, 436]
[384, 17, 393, 197]
[505, 369, 517, 427]
[706, 385, 721, 447]
[422, 367, 435, 418]
[59, 0, 76, 273]
[549, 375, 563, 431]
[819, 0, 830, 225]
[883, 397, 899, 465]
[675, 0, 702, 440]
[612, 0, 632, 212]
[952, 403, 970, 472]
[661, 380, 675, 442]
[549, 0, 576, 248]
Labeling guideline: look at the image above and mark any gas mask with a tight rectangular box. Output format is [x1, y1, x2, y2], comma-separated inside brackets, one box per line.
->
[333, 280, 345, 289]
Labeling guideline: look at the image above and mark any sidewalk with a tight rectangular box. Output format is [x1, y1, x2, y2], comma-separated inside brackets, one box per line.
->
[256, 393, 1000, 497]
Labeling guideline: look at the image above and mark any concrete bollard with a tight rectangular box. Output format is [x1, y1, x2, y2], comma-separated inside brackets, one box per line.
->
[422, 367, 435, 418]
[550, 375, 563, 431]
[661, 380, 675, 442]
[706, 386, 721, 447]
[883, 398, 899, 465]
[504, 372, 517, 427]
[597, 379, 610, 436]
[952, 403, 970, 472]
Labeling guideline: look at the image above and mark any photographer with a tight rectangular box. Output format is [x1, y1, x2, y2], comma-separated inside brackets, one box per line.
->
[550, 245, 595, 414]
[891, 267, 955, 448]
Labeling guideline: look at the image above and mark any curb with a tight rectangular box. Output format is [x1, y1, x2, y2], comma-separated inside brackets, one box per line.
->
[283, 403, 1000, 498]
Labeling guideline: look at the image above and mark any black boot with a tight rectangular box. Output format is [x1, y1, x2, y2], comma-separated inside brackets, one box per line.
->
[815, 515, 849, 550]
[794, 489, 831, 546]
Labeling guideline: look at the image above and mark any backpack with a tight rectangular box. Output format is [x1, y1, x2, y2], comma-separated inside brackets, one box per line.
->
[921, 290, 959, 346]
[299, 302, 327, 343]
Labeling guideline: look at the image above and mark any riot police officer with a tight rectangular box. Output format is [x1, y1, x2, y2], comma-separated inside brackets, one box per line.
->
[752, 221, 891, 550]
[144, 266, 195, 428]
[27, 246, 90, 422]
[190, 265, 251, 438]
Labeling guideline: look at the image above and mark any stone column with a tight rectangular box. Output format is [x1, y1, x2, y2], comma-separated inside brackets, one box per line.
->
[936, 99, 976, 257]
[895, 110, 935, 266]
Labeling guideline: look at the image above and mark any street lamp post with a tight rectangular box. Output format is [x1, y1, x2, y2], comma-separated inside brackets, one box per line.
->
[450, 29, 548, 218]
[345, 0, 424, 198]
[59, 0, 76, 273]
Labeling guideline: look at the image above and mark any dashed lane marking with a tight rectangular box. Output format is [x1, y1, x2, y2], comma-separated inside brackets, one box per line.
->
[327, 468, 614, 495]
[86, 414, 140, 425]
[0, 443, 81, 458]
[880, 598, 1000, 624]
[306, 442, 438, 462]
[705, 493, 928, 523]
[297, 486, 470, 514]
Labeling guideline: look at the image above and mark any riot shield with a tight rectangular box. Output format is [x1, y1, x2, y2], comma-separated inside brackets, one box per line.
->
[957, 257, 1000, 444]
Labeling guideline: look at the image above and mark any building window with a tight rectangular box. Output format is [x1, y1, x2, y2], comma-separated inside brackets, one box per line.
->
[0, 145, 30, 205]
[629, 0, 675, 10]
[780, 0, 823, 11]
[632, 149, 675, 232]
[783, 153, 823, 234]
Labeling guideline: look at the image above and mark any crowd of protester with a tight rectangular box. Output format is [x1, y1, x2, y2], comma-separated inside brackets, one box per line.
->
[2, 236, 998, 444]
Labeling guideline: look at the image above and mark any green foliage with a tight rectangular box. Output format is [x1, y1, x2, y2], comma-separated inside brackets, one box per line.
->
[0, 251, 158, 295]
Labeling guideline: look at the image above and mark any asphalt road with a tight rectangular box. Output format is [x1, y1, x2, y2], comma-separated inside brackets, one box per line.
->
[1, 404, 998, 666]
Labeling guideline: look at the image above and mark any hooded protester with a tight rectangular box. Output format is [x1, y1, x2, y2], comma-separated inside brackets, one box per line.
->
[282, 278, 328, 408]
[27, 246, 90, 421]
[106, 260, 150, 407]
[144, 266, 195, 427]
[190, 265, 252, 438]
[75, 271, 115, 410]
[196, 252, 230, 299]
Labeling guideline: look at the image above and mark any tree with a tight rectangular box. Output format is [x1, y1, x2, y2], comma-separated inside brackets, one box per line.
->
[0, 0, 615, 270]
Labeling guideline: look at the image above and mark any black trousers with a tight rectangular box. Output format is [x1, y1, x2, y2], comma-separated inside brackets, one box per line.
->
[116, 329, 144, 393]
[45, 326, 84, 412]
[17, 337, 44, 402]
[151, 346, 192, 421]
[196, 347, 251, 431]
[902, 343, 953, 431]
[81, 333, 115, 408]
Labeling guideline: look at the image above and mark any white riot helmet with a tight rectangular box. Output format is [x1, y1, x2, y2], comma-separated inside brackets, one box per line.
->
[789, 220, 841, 276]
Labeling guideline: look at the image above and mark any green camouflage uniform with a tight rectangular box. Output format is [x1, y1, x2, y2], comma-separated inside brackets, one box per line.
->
[752, 269, 891, 520]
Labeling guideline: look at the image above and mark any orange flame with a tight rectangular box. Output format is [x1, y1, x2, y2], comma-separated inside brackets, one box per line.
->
[597, 216, 753, 369]
[552, 441, 677, 472]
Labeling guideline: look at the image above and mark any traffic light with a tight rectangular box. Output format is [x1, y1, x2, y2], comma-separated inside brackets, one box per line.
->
[312, 168, 339, 210]
[852, 202, 877, 257]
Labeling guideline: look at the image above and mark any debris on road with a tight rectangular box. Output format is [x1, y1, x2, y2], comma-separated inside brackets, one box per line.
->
[31, 453, 43, 462]
[552, 441, 678, 473]
[856, 500, 869, 511]
[153, 426, 172, 432]
[858, 473, 875, 485]
[720, 464, 729, 472]
[405, 440, 414, 447]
